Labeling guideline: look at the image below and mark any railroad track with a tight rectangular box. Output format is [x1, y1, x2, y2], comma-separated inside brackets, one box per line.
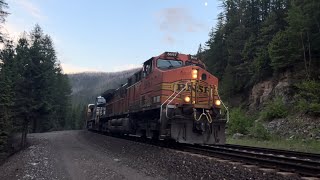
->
[214, 144, 320, 162]
[90, 130, 320, 178]
[180, 144, 320, 178]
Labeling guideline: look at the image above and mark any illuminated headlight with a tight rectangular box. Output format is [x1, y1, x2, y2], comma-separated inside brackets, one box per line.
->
[215, 100, 221, 106]
[184, 96, 191, 103]
[192, 69, 198, 79]
[192, 74, 198, 79]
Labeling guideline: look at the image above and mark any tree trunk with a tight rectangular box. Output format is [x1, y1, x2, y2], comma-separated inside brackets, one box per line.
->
[307, 31, 312, 76]
[300, 32, 309, 80]
[31, 118, 39, 133]
[20, 117, 29, 148]
[312, 0, 320, 33]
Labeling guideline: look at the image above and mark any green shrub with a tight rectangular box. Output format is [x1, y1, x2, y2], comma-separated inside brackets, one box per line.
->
[249, 122, 270, 140]
[228, 108, 254, 135]
[309, 103, 320, 114]
[260, 97, 288, 121]
[294, 80, 320, 115]
[295, 98, 309, 112]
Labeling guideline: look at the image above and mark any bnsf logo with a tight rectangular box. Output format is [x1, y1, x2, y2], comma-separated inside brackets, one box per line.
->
[175, 83, 209, 93]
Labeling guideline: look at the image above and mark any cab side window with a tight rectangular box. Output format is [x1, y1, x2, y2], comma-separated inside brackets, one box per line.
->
[143, 58, 153, 77]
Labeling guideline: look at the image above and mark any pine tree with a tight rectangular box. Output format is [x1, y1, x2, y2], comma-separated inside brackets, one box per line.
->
[38, 34, 61, 132]
[268, 0, 320, 78]
[0, 0, 10, 158]
[14, 36, 32, 147]
[5, 24, 72, 133]
[0, 0, 8, 43]
[53, 70, 72, 129]
[268, 30, 299, 72]
[27, 25, 55, 132]
[220, 63, 235, 101]
[12, 27, 73, 143]
[285, 0, 320, 79]
[199, 0, 319, 109]
[196, 43, 202, 60]
[0, 10, 72, 154]
[0, 41, 14, 158]
[204, 13, 227, 79]
[252, 7, 289, 82]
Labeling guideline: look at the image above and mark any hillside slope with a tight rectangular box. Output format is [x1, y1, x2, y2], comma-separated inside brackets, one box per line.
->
[68, 68, 140, 105]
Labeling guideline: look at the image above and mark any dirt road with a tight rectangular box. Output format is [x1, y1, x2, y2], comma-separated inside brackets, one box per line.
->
[0, 130, 164, 180]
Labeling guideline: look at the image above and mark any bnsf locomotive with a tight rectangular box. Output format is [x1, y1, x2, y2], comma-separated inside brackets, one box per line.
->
[86, 52, 227, 144]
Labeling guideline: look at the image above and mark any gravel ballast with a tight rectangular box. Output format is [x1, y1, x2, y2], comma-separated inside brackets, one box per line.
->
[0, 130, 303, 180]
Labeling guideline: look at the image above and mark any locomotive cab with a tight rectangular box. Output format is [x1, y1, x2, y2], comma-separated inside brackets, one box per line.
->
[86, 96, 107, 131]
[144, 52, 226, 144]
[86, 104, 95, 129]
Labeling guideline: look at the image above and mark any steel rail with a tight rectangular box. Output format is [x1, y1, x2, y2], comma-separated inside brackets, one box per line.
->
[88, 130, 320, 177]
[182, 144, 320, 178]
[212, 144, 320, 161]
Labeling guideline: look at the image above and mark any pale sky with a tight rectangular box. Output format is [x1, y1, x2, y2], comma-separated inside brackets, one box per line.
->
[2, 0, 222, 73]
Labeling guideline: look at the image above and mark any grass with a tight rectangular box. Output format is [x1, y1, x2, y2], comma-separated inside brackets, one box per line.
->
[227, 136, 320, 154]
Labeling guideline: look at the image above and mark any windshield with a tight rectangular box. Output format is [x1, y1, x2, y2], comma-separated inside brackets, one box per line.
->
[96, 96, 106, 105]
[157, 59, 183, 70]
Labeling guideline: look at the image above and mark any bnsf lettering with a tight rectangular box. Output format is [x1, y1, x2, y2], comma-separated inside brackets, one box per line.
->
[187, 84, 196, 92]
[176, 83, 209, 93]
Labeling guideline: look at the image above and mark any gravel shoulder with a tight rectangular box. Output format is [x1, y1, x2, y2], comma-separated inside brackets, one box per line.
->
[0, 130, 163, 180]
[0, 130, 302, 180]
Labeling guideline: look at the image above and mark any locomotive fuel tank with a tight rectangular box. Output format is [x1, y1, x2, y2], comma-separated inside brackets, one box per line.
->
[108, 118, 131, 134]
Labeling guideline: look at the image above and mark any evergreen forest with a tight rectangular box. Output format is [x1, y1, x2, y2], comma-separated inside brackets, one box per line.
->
[201, 0, 319, 105]
[0, 1, 72, 160]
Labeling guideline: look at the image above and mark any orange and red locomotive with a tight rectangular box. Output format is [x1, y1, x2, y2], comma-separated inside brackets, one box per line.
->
[86, 52, 226, 144]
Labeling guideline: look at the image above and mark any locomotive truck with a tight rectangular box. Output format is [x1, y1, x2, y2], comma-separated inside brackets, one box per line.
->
[86, 52, 227, 144]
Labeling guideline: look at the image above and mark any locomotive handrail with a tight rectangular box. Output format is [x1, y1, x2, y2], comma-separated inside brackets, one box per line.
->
[159, 82, 189, 122]
[165, 82, 190, 119]
[217, 92, 229, 123]
[159, 86, 177, 123]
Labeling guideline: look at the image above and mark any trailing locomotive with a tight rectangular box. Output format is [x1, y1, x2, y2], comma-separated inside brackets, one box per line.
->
[86, 52, 227, 144]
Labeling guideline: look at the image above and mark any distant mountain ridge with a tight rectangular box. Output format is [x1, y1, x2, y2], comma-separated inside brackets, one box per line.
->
[68, 68, 140, 105]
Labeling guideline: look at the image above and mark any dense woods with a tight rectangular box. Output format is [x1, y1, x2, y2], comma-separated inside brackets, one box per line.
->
[202, 0, 320, 110]
[0, 1, 71, 160]
[199, 0, 320, 139]
[0, 0, 140, 160]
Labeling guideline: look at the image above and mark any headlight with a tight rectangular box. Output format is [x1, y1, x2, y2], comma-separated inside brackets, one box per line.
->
[215, 100, 221, 106]
[192, 74, 198, 79]
[184, 96, 190, 103]
[192, 69, 198, 79]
